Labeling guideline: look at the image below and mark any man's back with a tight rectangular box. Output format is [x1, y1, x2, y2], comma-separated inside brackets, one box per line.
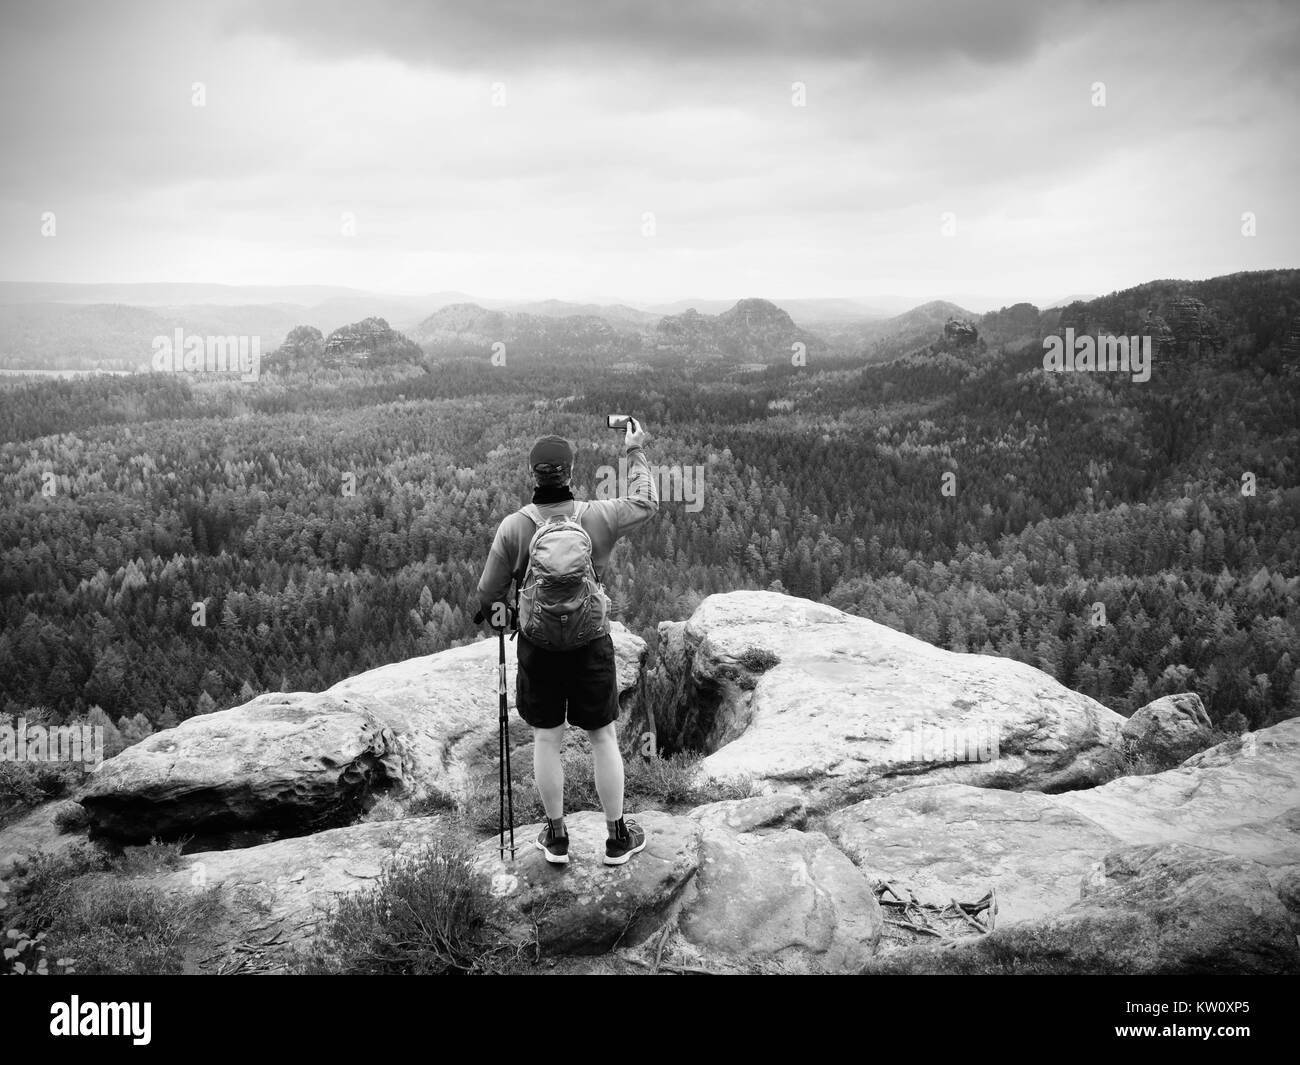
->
[477, 446, 658, 608]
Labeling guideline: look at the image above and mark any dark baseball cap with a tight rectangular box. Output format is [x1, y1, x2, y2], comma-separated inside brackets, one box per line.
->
[529, 435, 576, 468]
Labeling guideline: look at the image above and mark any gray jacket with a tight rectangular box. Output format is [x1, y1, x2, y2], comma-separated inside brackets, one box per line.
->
[476, 446, 659, 615]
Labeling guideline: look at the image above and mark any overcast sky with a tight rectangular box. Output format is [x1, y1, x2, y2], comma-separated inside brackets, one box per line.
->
[1, 0, 1297, 309]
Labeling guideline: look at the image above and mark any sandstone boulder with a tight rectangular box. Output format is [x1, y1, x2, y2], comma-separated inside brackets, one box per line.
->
[475, 810, 699, 955]
[647, 591, 1124, 801]
[874, 843, 1300, 974]
[1049, 843, 1299, 974]
[79, 694, 402, 845]
[113, 814, 454, 971]
[79, 625, 646, 845]
[827, 719, 1300, 926]
[689, 793, 808, 834]
[1121, 692, 1212, 754]
[679, 826, 882, 972]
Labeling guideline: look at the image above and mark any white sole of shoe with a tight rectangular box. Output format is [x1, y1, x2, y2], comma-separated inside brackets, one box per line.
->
[535, 839, 570, 864]
[603, 838, 647, 866]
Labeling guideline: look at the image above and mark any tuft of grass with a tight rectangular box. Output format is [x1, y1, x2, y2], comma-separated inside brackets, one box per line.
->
[7, 844, 109, 933]
[624, 750, 758, 807]
[115, 838, 189, 876]
[737, 647, 780, 673]
[40, 880, 223, 975]
[1103, 727, 1238, 782]
[0, 762, 80, 811]
[5, 841, 220, 975]
[52, 801, 90, 834]
[861, 917, 1155, 975]
[290, 836, 499, 975]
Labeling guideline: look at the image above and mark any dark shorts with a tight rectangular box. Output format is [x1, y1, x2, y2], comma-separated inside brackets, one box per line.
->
[516, 632, 619, 731]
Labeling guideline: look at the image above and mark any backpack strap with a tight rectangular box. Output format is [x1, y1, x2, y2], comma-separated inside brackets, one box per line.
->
[512, 500, 587, 585]
[519, 500, 585, 526]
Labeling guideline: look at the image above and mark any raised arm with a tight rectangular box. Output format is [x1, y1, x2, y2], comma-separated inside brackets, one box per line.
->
[587, 417, 659, 538]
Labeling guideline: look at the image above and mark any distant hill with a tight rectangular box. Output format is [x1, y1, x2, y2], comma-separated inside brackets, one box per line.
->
[1043, 270, 1300, 371]
[1043, 293, 1099, 309]
[653, 298, 827, 364]
[265, 317, 424, 372]
[411, 303, 632, 363]
[0, 302, 305, 372]
[826, 299, 978, 363]
[508, 300, 657, 331]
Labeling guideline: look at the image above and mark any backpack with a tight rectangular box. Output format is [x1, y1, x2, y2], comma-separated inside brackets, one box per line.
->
[514, 502, 609, 650]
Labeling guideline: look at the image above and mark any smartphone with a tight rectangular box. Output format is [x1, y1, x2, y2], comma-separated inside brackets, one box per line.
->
[607, 414, 632, 431]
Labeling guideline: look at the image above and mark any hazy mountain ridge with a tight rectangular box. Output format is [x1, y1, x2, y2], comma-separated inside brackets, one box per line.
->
[3, 271, 1297, 374]
[653, 298, 827, 364]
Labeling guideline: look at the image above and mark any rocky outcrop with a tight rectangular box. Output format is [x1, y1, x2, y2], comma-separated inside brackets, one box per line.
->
[1036, 843, 1298, 974]
[102, 798, 880, 974]
[1121, 692, 1213, 755]
[78, 625, 647, 845]
[411, 303, 627, 362]
[880, 842, 1299, 975]
[827, 784, 1116, 925]
[644, 591, 1125, 803]
[1161, 296, 1221, 358]
[267, 324, 324, 371]
[476, 810, 700, 956]
[101, 814, 454, 971]
[678, 817, 882, 972]
[33, 590, 1300, 975]
[78, 694, 403, 845]
[322, 317, 423, 366]
[826, 719, 1300, 925]
[942, 317, 978, 348]
[654, 299, 822, 363]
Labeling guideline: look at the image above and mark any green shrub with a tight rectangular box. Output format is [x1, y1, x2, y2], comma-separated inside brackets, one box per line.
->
[0, 762, 79, 809]
[8, 844, 109, 933]
[623, 750, 758, 807]
[1104, 727, 1237, 781]
[291, 837, 498, 975]
[52, 802, 89, 834]
[738, 647, 780, 673]
[115, 838, 189, 876]
[5, 841, 218, 975]
[40, 880, 222, 975]
[363, 789, 458, 822]
[861, 916, 1156, 975]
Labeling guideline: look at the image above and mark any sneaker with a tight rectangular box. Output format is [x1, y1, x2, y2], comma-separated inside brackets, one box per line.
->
[535, 821, 569, 865]
[604, 817, 647, 866]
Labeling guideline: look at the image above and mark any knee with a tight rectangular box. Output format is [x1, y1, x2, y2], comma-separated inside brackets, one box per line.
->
[586, 722, 618, 748]
[534, 724, 566, 749]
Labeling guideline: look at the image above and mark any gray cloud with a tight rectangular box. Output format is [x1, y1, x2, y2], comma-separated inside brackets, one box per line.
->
[233, 0, 1062, 69]
[1, 0, 1296, 302]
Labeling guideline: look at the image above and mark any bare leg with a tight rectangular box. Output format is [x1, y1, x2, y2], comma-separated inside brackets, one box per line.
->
[586, 722, 625, 823]
[533, 724, 565, 820]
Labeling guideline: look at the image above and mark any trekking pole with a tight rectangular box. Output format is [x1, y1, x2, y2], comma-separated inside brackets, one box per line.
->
[497, 619, 516, 861]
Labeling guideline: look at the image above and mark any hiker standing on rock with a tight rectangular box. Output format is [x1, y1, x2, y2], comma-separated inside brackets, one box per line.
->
[475, 419, 659, 866]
